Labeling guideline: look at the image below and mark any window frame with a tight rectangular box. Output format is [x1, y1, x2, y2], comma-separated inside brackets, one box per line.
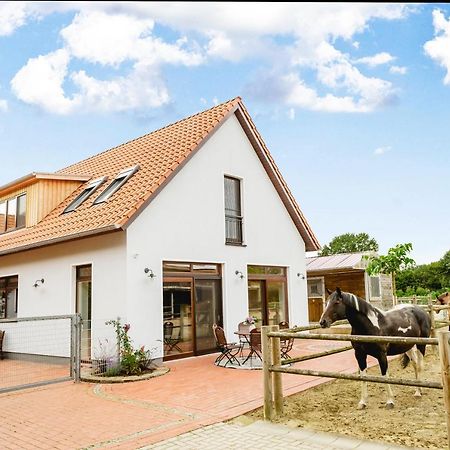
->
[63, 177, 107, 213]
[0, 275, 19, 319]
[93, 166, 139, 205]
[369, 275, 381, 300]
[0, 193, 27, 234]
[224, 175, 244, 245]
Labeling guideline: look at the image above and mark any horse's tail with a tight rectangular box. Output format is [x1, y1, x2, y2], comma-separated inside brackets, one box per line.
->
[401, 353, 410, 369]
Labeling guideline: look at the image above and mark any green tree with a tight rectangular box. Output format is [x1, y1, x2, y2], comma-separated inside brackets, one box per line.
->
[320, 233, 378, 256]
[365, 243, 415, 300]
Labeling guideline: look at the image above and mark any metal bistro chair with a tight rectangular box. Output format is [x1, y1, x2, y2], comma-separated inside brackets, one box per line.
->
[243, 328, 262, 364]
[279, 321, 294, 359]
[213, 324, 242, 367]
[237, 321, 252, 357]
[163, 321, 182, 353]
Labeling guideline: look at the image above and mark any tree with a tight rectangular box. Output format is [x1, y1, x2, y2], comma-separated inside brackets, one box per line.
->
[319, 232, 378, 256]
[365, 243, 416, 301]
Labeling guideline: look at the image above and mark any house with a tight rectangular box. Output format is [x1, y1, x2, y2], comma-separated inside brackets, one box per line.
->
[0, 97, 319, 362]
[305, 252, 394, 322]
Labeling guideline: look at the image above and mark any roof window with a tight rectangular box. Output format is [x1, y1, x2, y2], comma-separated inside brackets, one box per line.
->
[63, 177, 106, 213]
[93, 166, 139, 205]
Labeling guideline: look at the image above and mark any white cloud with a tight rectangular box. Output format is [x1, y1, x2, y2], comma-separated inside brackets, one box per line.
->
[0, 2, 31, 36]
[356, 52, 396, 67]
[0, 99, 7, 112]
[11, 49, 79, 115]
[374, 145, 391, 155]
[9, 3, 411, 115]
[389, 65, 407, 75]
[424, 9, 450, 85]
[287, 108, 295, 120]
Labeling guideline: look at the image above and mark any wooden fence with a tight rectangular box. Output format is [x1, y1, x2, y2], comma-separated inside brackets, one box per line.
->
[261, 306, 450, 448]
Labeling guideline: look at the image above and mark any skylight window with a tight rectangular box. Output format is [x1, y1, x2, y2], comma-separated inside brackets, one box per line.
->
[63, 177, 106, 213]
[93, 166, 139, 205]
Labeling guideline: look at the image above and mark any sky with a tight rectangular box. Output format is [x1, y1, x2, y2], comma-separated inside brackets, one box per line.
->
[0, 2, 449, 265]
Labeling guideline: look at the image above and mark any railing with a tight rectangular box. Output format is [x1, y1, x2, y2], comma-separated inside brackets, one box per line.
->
[261, 316, 450, 448]
[225, 215, 243, 244]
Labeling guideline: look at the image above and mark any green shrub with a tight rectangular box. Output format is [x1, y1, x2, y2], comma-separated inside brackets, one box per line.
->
[106, 318, 153, 376]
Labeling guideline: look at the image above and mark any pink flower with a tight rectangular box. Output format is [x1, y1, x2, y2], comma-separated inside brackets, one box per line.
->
[124, 324, 131, 332]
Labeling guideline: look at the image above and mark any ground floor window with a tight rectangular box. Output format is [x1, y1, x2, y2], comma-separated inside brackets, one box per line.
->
[247, 265, 288, 326]
[163, 261, 223, 360]
[0, 275, 18, 319]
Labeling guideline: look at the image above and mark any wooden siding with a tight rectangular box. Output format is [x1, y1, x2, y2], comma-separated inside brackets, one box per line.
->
[0, 180, 82, 228]
[308, 270, 367, 299]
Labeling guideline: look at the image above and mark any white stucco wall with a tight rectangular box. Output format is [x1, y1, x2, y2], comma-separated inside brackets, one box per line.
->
[127, 113, 308, 357]
[0, 232, 126, 356]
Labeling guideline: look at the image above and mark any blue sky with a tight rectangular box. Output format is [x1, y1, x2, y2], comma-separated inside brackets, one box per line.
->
[0, 3, 449, 264]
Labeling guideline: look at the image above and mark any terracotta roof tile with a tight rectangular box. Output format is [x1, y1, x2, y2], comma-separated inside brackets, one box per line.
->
[0, 97, 319, 255]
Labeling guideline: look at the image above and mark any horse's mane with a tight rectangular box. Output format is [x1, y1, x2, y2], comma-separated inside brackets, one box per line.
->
[341, 291, 383, 316]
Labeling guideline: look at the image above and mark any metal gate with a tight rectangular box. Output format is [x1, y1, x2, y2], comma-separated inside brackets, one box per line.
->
[0, 314, 81, 393]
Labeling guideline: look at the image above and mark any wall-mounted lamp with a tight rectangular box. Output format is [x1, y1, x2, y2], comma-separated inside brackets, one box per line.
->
[33, 278, 45, 288]
[144, 268, 156, 279]
[235, 270, 244, 279]
[297, 273, 305, 280]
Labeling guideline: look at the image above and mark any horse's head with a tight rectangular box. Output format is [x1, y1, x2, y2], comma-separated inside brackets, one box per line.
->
[436, 292, 450, 305]
[319, 287, 347, 328]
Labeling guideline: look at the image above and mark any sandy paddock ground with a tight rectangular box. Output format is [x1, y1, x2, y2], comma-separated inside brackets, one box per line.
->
[248, 351, 447, 449]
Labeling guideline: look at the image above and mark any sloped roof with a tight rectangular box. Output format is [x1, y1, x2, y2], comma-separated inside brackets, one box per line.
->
[306, 252, 370, 272]
[0, 98, 319, 256]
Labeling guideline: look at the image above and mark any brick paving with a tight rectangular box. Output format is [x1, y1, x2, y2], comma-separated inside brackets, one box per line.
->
[0, 339, 399, 449]
[142, 421, 413, 450]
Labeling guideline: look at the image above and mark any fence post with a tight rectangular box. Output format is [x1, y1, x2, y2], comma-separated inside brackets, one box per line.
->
[262, 325, 274, 421]
[429, 296, 437, 354]
[74, 314, 82, 382]
[271, 324, 283, 417]
[413, 295, 417, 305]
[438, 331, 450, 449]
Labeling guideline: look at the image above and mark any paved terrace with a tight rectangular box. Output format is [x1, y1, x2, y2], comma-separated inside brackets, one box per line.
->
[0, 339, 400, 450]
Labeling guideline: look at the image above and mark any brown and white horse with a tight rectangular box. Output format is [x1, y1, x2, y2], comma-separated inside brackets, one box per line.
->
[320, 288, 431, 409]
[436, 291, 450, 306]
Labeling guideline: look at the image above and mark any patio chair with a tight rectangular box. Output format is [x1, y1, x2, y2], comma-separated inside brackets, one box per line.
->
[0, 329, 4, 360]
[279, 321, 294, 359]
[242, 328, 262, 364]
[237, 321, 252, 356]
[212, 324, 242, 367]
[163, 321, 182, 353]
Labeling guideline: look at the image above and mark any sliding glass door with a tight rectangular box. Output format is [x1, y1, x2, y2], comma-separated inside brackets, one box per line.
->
[247, 266, 288, 326]
[163, 262, 223, 360]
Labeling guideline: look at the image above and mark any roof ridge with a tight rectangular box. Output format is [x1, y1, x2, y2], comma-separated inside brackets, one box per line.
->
[57, 97, 241, 175]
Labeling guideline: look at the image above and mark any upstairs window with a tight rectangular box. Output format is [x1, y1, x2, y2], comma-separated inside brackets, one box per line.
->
[93, 166, 139, 205]
[63, 177, 106, 213]
[224, 176, 243, 245]
[0, 193, 27, 234]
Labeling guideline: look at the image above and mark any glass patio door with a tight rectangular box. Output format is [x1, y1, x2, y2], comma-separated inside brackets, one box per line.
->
[76, 265, 92, 360]
[163, 280, 193, 358]
[194, 279, 223, 354]
[247, 266, 288, 326]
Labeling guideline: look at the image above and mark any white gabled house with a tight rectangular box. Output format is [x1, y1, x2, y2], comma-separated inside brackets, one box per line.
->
[0, 97, 319, 361]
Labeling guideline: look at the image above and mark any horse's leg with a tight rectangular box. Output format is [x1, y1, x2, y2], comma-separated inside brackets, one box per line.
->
[405, 348, 421, 397]
[355, 349, 368, 410]
[379, 353, 394, 409]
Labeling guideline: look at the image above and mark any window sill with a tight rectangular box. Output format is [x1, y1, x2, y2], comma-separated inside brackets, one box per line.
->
[225, 241, 247, 247]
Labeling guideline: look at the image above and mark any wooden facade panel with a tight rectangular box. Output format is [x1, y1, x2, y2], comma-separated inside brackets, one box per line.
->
[308, 270, 366, 299]
[1, 180, 82, 228]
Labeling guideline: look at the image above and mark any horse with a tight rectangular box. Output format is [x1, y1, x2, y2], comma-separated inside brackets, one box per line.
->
[436, 291, 450, 305]
[319, 288, 431, 409]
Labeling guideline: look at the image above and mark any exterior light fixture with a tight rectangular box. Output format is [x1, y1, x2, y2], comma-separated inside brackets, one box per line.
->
[144, 268, 156, 279]
[235, 270, 244, 279]
[33, 278, 45, 287]
[297, 273, 305, 280]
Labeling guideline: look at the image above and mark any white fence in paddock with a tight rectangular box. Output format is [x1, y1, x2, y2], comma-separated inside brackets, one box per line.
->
[0, 314, 81, 393]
